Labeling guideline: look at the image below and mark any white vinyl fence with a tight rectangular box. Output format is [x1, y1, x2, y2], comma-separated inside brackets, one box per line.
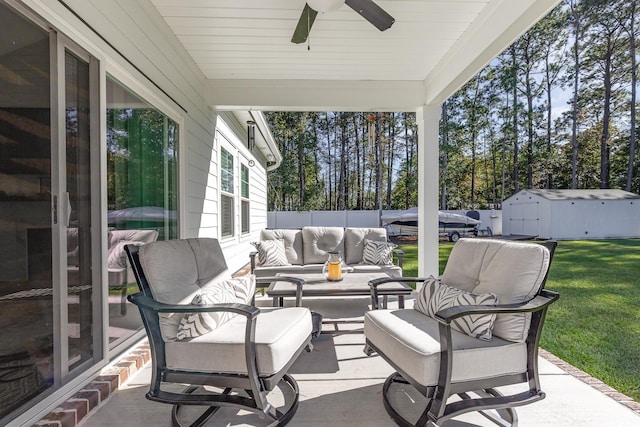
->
[267, 210, 502, 235]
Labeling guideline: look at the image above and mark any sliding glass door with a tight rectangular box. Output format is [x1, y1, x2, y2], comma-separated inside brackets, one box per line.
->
[0, 6, 54, 418]
[0, 4, 101, 423]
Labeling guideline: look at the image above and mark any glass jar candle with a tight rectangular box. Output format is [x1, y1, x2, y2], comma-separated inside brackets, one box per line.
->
[324, 251, 343, 281]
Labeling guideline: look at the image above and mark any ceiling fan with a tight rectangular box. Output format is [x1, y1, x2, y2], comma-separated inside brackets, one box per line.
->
[292, 0, 395, 44]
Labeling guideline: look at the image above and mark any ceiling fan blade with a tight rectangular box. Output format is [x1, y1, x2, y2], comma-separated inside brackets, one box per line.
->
[345, 0, 394, 31]
[292, 4, 318, 44]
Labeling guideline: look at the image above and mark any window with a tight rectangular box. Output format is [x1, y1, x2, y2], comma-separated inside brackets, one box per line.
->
[106, 76, 179, 347]
[241, 164, 250, 234]
[220, 148, 234, 237]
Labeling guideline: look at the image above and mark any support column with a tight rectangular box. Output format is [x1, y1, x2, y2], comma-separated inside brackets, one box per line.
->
[416, 105, 440, 280]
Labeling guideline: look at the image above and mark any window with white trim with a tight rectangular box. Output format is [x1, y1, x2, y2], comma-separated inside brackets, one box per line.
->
[241, 164, 250, 234]
[220, 147, 234, 237]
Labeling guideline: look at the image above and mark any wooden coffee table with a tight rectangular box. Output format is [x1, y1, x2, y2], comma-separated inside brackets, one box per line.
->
[267, 272, 412, 309]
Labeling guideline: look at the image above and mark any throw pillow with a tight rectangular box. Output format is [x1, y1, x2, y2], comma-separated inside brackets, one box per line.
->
[176, 276, 255, 341]
[362, 239, 396, 265]
[414, 276, 499, 341]
[251, 239, 289, 266]
[229, 274, 256, 303]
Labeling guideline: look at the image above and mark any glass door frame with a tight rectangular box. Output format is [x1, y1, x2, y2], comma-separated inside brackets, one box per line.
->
[50, 31, 105, 386]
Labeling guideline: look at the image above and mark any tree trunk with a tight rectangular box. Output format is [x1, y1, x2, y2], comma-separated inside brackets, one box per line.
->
[338, 113, 347, 210]
[600, 38, 613, 189]
[627, 1, 638, 191]
[440, 103, 448, 209]
[511, 45, 520, 193]
[545, 52, 553, 189]
[386, 113, 395, 207]
[353, 114, 362, 209]
[297, 113, 305, 206]
[571, 0, 580, 189]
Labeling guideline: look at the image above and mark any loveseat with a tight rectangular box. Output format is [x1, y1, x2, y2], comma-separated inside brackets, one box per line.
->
[250, 226, 403, 278]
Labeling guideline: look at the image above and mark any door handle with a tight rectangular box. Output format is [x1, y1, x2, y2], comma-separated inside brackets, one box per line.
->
[65, 192, 72, 227]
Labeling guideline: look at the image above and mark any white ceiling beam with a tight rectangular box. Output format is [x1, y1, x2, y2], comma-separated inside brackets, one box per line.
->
[424, 0, 562, 106]
[207, 79, 425, 112]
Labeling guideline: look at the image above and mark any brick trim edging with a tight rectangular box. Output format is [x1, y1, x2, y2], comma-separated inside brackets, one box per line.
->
[539, 349, 640, 416]
[33, 340, 151, 427]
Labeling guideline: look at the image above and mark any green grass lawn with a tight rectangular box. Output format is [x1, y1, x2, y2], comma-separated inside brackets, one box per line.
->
[396, 239, 640, 402]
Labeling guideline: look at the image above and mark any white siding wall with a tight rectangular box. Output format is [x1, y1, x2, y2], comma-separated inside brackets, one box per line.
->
[23, 0, 269, 272]
[214, 115, 268, 273]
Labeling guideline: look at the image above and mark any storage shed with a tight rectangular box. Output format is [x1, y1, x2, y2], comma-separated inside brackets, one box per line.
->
[502, 189, 640, 239]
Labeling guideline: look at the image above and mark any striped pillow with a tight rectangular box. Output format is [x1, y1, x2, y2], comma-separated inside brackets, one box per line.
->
[362, 239, 396, 265]
[251, 239, 290, 266]
[176, 275, 256, 341]
[415, 276, 499, 341]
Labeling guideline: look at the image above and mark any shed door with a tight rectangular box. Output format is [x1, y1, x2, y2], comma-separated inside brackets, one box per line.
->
[510, 201, 540, 237]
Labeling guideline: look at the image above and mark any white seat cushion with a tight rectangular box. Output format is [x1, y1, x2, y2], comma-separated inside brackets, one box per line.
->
[166, 307, 312, 376]
[364, 309, 527, 387]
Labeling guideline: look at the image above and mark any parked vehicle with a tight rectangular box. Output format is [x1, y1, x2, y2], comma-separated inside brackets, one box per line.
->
[381, 208, 481, 242]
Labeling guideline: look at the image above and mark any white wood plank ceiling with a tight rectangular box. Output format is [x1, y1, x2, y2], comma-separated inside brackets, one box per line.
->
[150, 0, 489, 81]
[149, 0, 561, 109]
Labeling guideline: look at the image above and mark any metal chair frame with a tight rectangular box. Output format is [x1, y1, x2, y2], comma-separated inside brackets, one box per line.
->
[125, 243, 310, 427]
[366, 241, 559, 427]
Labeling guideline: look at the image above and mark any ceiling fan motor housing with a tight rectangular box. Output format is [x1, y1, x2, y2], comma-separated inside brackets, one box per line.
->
[307, 0, 345, 13]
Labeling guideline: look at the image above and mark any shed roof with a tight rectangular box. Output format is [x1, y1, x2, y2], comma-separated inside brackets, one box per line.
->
[525, 189, 640, 201]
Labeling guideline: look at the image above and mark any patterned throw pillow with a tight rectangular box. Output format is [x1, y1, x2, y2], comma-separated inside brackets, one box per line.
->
[362, 239, 396, 265]
[414, 276, 499, 341]
[251, 239, 289, 266]
[176, 276, 256, 341]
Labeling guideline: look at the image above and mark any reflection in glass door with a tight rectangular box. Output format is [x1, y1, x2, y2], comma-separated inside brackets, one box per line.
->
[0, 4, 53, 419]
[64, 50, 94, 371]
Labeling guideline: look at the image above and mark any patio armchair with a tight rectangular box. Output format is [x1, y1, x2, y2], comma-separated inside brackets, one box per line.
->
[125, 238, 312, 426]
[364, 238, 558, 426]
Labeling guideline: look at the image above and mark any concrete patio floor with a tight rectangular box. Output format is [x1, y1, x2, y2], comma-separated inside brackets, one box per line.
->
[82, 295, 640, 427]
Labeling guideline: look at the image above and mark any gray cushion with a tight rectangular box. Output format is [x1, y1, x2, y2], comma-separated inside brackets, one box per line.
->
[441, 238, 550, 342]
[260, 229, 304, 265]
[364, 309, 527, 387]
[139, 239, 200, 304]
[344, 227, 388, 264]
[188, 238, 230, 285]
[166, 307, 312, 376]
[138, 238, 232, 341]
[302, 226, 345, 264]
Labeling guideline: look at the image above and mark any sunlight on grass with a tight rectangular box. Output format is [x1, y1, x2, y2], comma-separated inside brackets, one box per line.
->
[398, 239, 640, 402]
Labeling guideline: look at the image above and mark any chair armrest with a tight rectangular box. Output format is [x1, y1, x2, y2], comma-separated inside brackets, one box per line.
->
[249, 251, 258, 273]
[128, 293, 260, 319]
[392, 248, 404, 269]
[369, 276, 426, 310]
[255, 276, 305, 307]
[434, 290, 560, 324]
[369, 276, 429, 288]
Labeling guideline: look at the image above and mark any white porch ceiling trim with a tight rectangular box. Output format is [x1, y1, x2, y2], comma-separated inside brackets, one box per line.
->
[207, 79, 425, 112]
